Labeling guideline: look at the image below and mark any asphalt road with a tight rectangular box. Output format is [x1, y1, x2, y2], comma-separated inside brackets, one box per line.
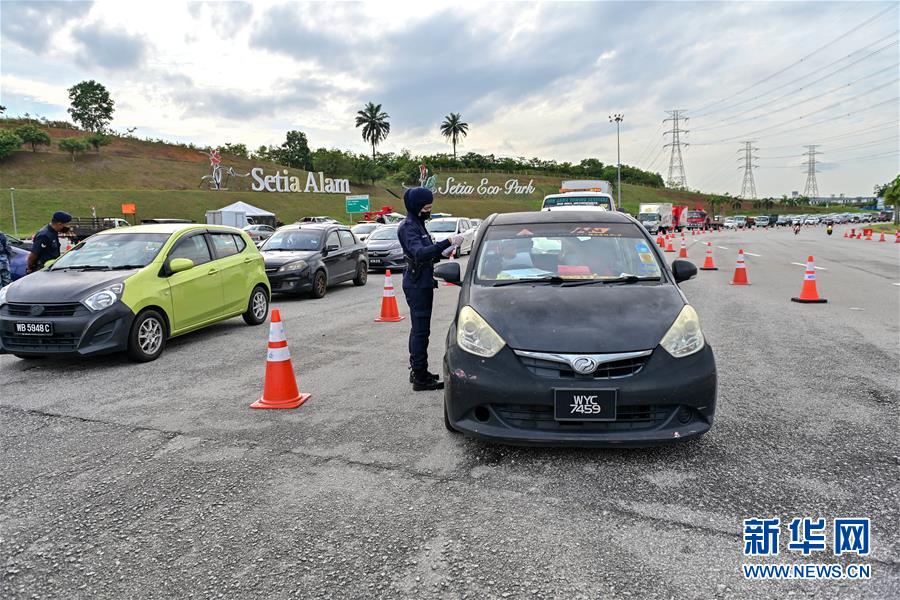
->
[1, 225, 898, 599]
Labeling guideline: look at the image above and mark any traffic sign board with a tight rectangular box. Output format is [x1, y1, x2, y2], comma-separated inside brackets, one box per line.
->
[345, 195, 370, 213]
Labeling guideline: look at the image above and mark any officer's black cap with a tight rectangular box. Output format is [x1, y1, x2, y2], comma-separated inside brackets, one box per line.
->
[52, 211, 72, 223]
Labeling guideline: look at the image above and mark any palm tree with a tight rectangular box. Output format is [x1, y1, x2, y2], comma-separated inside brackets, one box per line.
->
[355, 102, 391, 160]
[440, 112, 469, 158]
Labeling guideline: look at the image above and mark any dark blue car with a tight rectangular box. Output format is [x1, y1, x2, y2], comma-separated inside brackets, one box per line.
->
[6, 235, 32, 281]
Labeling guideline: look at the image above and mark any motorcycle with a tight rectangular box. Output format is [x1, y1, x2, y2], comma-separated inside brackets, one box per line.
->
[826, 223, 833, 236]
[793, 224, 801, 235]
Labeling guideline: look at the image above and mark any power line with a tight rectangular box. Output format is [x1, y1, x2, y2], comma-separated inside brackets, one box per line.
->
[686, 3, 898, 116]
[756, 119, 900, 150]
[738, 141, 759, 199]
[663, 110, 688, 189]
[803, 145, 822, 198]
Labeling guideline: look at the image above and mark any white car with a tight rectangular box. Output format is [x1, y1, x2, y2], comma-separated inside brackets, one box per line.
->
[426, 217, 477, 255]
[351, 222, 381, 242]
[723, 217, 737, 229]
[804, 216, 820, 225]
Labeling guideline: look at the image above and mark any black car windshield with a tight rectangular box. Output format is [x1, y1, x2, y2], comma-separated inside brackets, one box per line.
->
[426, 220, 458, 233]
[475, 223, 663, 283]
[542, 196, 612, 209]
[51, 233, 170, 270]
[262, 230, 322, 251]
[367, 226, 399, 241]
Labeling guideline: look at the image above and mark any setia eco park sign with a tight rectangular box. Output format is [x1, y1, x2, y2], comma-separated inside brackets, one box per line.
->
[437, 176, 535, 196]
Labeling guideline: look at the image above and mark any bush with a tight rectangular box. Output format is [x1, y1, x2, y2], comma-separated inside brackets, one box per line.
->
[14, 124, 52, 152]
[85, 132, 111, 153]
[58, 137, 91, 162]
[0, 129, 23, 160]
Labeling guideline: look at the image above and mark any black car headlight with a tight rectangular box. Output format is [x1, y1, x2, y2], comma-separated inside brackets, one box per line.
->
[659, 305, 705, 358]
[0, 285, 8, 307]
[82, 283, 123, 312]
[278, 260, 308, 273]
[457, 306, 506, 357]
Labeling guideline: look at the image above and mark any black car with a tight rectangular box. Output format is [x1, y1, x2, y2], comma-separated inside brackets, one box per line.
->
[364, 224, 406, 272]
[433, 210, 717, 447]
[259, 224, 368, 298]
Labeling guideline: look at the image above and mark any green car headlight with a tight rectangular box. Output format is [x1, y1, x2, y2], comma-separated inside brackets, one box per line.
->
[278, 260, 308, 273]
[456, 305, 506, 358]
[82, 283, 124, 312]
[659, 305, 705, 358]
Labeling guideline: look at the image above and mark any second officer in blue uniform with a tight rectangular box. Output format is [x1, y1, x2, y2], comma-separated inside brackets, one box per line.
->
[398, 188, 463, 391]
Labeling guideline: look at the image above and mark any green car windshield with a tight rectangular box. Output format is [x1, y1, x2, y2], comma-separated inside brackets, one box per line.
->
[51, 233, 170, 270]
[475, 223, 663, 283]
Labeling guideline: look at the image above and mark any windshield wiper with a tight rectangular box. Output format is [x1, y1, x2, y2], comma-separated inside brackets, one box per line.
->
[492, 275, 565, 287]
[109, 265, 144, 270]
[62, 265, 111, 271]
[561, 275, 661, 286]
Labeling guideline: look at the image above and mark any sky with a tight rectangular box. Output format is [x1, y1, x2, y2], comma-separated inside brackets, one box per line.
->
[1, 0, 898, 197]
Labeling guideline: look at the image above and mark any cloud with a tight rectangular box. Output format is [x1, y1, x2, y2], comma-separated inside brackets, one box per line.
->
[187, 1, 254, 37]
[72, 21, 147, 70]
[0, 0, 94, 53]
[168, 76, 335, 120]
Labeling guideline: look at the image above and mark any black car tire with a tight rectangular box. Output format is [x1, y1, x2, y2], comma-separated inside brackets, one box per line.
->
[353, 261, 368, 286]
[242, 285, 269, 325]
[310, 270, 327, 299]
[127, 309, 167, 362]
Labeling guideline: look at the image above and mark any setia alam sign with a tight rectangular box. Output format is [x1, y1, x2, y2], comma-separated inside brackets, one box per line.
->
[250, 168, 351, 194]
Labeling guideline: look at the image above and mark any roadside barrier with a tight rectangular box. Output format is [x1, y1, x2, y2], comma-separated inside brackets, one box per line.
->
[730, 249, 750, 285]
[791, 256, 827, 304]
[700, 242, 717, 270]
[251, 308, 311, 409]
[375, 269, 405, 322]
[678, 238, 688, 258]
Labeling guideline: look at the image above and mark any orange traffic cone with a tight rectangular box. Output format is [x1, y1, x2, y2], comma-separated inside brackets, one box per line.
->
[857, 233, 862, 239]
[375, 269, 405, 322]
[251, 309, 310, 409]
[656, 233, 665, 248]
[730, 249, 750, 285]
[895, 232, 900, 244]
[791, 256, 827, 304]
[878, 231, 886, 242]
[691, 228, 695, 237]
[665, 235, 675, 253]
[843, 230, 848, 238]
[678, 239, 688, 258]
[700, 242, 717, 270]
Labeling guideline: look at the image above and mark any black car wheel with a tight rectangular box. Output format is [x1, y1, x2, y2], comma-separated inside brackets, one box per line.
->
[127, 309, 167, 362]
[353, 261, 368, 286]
[310, 270, 327, 299]
[242, 285, 269, 325]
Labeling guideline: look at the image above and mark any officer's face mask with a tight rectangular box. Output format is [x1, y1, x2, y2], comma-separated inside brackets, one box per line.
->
[419, 204, 433, 220]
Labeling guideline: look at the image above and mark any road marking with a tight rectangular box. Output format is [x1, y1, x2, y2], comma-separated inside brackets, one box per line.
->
[717, 246, 729, 250]
[893, 283, 900, 286]
[849, 307, 864, 311]
[744, 252, 762, 257]
[791, 262, 827, 270]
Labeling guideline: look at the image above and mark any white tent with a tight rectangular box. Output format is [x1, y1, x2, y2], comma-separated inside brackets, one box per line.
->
[216, 201, 275, 217]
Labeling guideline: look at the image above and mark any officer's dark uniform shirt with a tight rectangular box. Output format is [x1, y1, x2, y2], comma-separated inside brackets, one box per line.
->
[32, 224, 61, 268]
[397, 190, 452, 289]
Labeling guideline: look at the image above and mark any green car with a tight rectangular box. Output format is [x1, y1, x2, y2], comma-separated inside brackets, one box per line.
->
[0, 224, 270, 362]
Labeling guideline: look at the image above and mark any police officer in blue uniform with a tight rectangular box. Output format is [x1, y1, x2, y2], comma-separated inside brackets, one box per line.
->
[398, 188, 463, 391]
[27, 211, 71, 274]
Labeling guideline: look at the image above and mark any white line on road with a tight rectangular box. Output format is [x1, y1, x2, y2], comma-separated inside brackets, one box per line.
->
[717, 246, 729, 250]
[893, 283, 900, 286]
[791, 262, 827, 270]
[744, 252, 762, 257]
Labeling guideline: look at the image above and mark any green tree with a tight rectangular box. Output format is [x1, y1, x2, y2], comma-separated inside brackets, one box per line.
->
[352, 156, 386, 185]
[0, 129, 23, 160]
[14, 124, 52, 152]
[221, 142, 248, 158]
[279, 131, 313, 170]
[439, 112, 469, 159]
[355, 102, 390, 160]
[85, 132, 111, 153]
[58, 137, 90, 162]
[67, 80, 115, 132]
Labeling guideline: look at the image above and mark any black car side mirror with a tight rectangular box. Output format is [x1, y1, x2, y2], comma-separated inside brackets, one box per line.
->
[323, 244, 339, 255]
[671, 260, 697, 283]
[434, 261, 461, 285]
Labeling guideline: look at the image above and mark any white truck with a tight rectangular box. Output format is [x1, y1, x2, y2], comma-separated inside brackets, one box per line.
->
[541, 180, 616, 212]
[637, 203, 673, 234]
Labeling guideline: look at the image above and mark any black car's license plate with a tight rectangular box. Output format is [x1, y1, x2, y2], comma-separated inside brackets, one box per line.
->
[369, 258, 382, 265]
[15, 322, 53, 336]
[554, 389, 617, 421]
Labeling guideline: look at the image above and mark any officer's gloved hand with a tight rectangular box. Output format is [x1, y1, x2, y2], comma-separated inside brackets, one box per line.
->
[450, 235, 464, 247]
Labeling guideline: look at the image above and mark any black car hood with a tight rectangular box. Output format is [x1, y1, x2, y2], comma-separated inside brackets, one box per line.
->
[366, 240, 401, 251]
[5, 269, 135, 304]
[260, 250, 318, 268]
[466, 284, 685, 353]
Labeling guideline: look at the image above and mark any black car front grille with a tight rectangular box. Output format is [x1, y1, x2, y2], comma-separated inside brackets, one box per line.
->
[368, 250, 392, 258]
[518, 354, 648, 379]
[5, 303, 83, 317]
[1, 331, 80, 352]
[492, 404, 674, 432]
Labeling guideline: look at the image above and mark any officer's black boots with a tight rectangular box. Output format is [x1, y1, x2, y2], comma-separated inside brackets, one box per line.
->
[411, 370, 444, 391]
[409, 369, 440, 384]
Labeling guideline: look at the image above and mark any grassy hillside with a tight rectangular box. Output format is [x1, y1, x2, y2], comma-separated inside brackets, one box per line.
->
[0, 122, 845, 236]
